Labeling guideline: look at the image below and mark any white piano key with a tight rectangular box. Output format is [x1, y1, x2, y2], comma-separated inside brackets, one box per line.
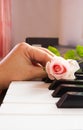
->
[1, 81, 83, 130]
[6, 81, 50, 95]
[1, 103, 83, 115]
[0, 115, 83, 130]
[3, 81, 56, 104]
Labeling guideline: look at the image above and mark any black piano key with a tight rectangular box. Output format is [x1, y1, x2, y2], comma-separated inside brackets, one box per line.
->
[42, 77, 53, 83]
[52, 84, 83, 97]
[56, 92, 83, 108]
[0, 89, 7, 105]
[79, 62, 83, 72]
[75, 73, 83, 80]
[48, 79, 83, 90]
[49, 80, 59, 90]
[75, 69, 83, 79]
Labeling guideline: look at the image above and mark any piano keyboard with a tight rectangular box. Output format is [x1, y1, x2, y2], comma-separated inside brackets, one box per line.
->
[0, 80, 83, 130]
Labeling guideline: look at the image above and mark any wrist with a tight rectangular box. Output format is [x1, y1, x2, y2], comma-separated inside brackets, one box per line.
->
[0, 63, 10, 89]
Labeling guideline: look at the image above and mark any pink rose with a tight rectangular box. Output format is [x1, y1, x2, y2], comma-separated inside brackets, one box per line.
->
[46, 56, 80, 80]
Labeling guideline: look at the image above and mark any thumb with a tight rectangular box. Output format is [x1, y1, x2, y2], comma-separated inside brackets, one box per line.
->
[31, 66, 47, 79]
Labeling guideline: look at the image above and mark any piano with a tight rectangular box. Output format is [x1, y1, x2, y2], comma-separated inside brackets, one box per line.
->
[0, 77, 83, 130]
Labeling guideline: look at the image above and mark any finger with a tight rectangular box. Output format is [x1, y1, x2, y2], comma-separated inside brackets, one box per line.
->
[36, 47, 55, 57]
[26, 44, 53, 66]
[29, 66, 47, 79]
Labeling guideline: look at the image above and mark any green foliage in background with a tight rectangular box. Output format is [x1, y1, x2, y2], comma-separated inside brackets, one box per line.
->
[64, 45, 83, 61]
[48, 46, 60, 56]
[48, 45, 83, 61]
[64, 50, 78, 60]
[76, 45, 83, 57]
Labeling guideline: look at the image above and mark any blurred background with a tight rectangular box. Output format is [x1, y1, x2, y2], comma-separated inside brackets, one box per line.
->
[0, 0, 83, 58]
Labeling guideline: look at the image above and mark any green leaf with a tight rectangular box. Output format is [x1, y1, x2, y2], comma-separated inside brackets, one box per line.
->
[48, 46, 60, 56]
[63, 49, 78, 60]
[76, 45, 83, 57]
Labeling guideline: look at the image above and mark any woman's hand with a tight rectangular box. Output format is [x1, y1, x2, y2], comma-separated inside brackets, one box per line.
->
[0, 42, 54, 89]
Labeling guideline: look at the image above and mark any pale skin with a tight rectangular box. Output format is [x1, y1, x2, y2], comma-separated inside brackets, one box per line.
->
[0, 42, 54, 89]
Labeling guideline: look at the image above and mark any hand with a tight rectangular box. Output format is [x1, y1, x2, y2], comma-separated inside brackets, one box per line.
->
[0, 42, 54, 89]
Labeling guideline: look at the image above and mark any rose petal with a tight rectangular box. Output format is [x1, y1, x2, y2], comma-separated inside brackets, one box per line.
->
[67, 59, 80, 72]
[45, 56, 80, 80]
[46, 62, 55, 80]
